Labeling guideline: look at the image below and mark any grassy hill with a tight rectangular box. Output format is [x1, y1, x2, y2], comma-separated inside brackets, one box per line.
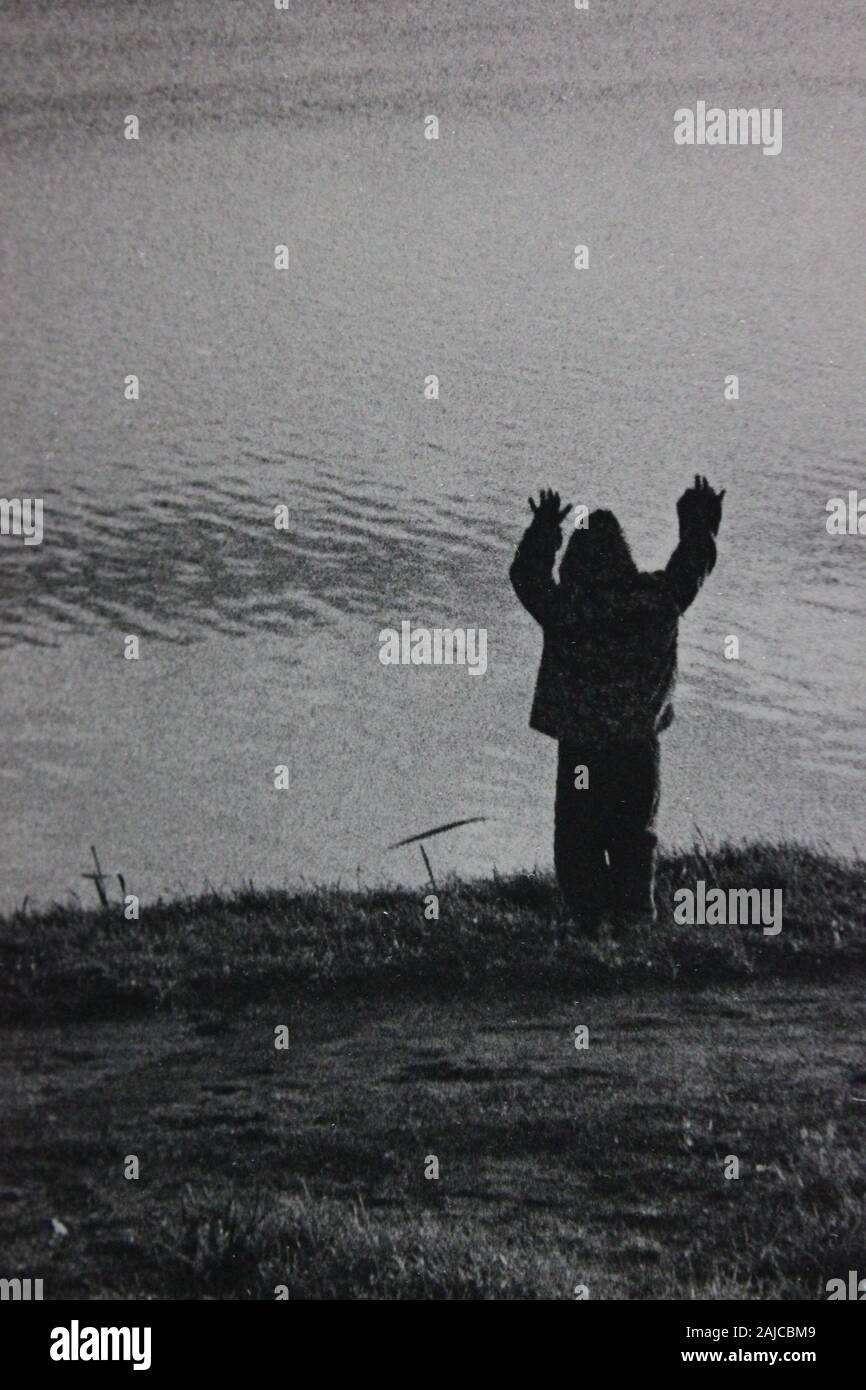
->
[1, 843, 865, 1299]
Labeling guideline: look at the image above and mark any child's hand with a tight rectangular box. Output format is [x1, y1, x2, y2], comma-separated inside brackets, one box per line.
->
[677, 474, 725, 536]
[528, 488, 572, 530]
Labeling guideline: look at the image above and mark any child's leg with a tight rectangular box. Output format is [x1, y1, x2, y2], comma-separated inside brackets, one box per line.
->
[604, 738, 660, 921]
[554, 742, 610, 928]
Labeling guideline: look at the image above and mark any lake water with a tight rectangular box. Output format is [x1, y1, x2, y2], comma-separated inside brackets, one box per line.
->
[1, 0, 864, 911]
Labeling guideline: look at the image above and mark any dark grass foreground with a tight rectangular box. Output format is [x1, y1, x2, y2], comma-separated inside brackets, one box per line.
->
[2, 843, 866, 1301]
[1, 843, 865, 1023]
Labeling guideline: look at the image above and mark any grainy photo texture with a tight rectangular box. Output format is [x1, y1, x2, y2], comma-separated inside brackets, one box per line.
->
[1, 0, 865, 1324]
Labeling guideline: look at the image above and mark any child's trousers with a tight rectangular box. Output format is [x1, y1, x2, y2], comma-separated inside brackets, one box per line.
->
[554, 737, 660, 927]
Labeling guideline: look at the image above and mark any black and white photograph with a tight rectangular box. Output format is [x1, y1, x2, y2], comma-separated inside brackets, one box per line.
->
[1, 0, 865, 1343]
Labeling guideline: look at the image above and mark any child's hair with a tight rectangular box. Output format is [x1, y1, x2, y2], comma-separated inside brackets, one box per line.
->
[558, 509, 638, 593]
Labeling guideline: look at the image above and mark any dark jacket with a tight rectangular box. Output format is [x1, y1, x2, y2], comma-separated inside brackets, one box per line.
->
[510, 516, 717, 743]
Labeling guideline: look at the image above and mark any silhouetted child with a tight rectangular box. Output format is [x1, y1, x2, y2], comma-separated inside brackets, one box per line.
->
[510, 476, 724, 932]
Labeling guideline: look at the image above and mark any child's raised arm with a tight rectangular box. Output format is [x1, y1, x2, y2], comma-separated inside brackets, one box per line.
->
[664, 474, 725, 613]
[509, 489, 571, 626]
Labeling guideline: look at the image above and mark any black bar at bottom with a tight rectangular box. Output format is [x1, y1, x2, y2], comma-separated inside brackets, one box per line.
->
[1, 1298, 858, 1376]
